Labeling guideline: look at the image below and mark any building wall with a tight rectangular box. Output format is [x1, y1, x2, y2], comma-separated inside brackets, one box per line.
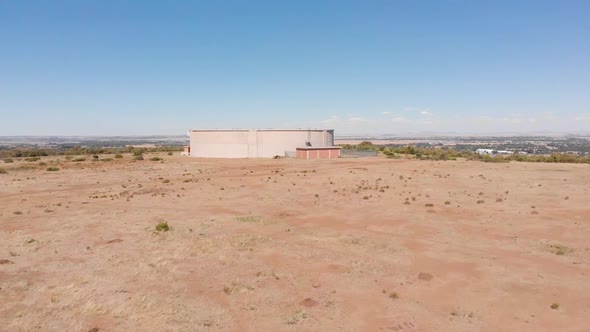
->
[296, 147, 341, 159]
[189, 129, 335, 158]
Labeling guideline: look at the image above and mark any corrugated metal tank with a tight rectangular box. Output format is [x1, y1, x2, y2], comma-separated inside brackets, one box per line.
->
[189, 129, 335, 158]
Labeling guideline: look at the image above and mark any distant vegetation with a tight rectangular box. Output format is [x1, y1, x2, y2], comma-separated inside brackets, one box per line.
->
[342, 141, 590, 164]
[0, 145, 182, 158]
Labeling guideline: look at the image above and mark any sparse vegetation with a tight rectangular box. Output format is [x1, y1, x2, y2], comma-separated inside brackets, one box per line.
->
[133, 155, 144, 161]
[285, 310, 307, 325]
[46, 167, 60, 172]
[73, 157, 86, 162]
[155, 222, 170, 232]
[4, 158, 13, 163]
[0, 167, 6, 174]
[389, 292, 399, 300]
[550, 303, 559, 309]
[549, 244, 574, 256]
[25, 157, 40, 162]
[236, 216, 262, 223]
[150, 157, 163, 161]
[115, 154, 124, 159]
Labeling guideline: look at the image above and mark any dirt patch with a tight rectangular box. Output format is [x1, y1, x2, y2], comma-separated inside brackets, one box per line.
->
[1, 156, 589, 331]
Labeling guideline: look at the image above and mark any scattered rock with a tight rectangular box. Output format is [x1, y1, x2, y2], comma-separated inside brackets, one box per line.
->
[0, 259, 14, 265]
[418, 272, 433, 281]
[300, 298, 319, 307]
[106, 238, 124, 244]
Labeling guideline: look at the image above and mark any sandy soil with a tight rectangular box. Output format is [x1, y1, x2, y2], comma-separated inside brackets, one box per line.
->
[1, 154, 589, 331]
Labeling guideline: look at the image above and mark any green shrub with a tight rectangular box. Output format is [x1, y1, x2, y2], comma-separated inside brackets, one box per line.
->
[155, 222, 170, 232]
[92, 155, 99, 160]
[167, 152, 173, 156]
[133, 155, 144, 161]
[114, 154, 123, 159]
[4, 158, 13, 163]
[39, 162, 47, 166]
[25, 157, 40, 162]
[100, 158, 113, 162]
[150, 157, 163, 161]
[46, 167, 60, 172]
[73, 158, 86, 162]
[0, 167, 7, 174]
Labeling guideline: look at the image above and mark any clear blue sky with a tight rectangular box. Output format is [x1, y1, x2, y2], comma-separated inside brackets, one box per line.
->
[1, 1, 589, 135]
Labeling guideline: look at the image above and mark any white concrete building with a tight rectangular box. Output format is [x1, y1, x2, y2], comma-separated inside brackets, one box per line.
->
[187, 129, 336, 158]
[475, 149, 495, 155]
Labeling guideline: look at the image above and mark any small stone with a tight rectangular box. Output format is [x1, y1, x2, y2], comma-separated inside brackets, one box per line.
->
[418, 272, 433, 281]
[300, 298, 319, 307]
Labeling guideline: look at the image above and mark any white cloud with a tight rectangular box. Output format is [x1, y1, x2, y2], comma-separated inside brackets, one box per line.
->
[381, 111, 391, 115]
[348, 117, 369, 123]
[391, 116, 408, 123]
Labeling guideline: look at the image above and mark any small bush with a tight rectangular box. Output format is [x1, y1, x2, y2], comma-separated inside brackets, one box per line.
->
[46, 167, 60, 172]
[4, 158, 13, 163]
[73, 158, 86, 162]
[236, 216, 262, 223]
[388, 292, 399, 300]
[155, 222, 170, 232]
[550, 303, 559, 310]
[115, 154, 123, 159]
[150, 157, 163, 161]
[549, 244, 573, 256]
[92, 155, 99, 160]
[167, 152, 173, 156]
[100, 158, 113, 162]
[25, 157, 40, 162]
[134, 155, 144, 161]
[39, 162, 47, 166]
[0, 167, 7, 174]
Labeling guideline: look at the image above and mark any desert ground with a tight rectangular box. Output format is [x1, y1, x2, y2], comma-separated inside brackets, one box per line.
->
[1, 154, 589, 331]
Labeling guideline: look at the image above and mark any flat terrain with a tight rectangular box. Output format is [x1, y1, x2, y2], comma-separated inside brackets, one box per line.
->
[1, 155, 589, 331]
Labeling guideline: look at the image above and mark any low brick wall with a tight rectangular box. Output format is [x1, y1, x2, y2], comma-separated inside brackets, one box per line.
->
[295, 147, 341, 159]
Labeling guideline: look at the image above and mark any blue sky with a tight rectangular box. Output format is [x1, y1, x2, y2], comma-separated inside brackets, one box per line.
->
[1, 1, 589, 136]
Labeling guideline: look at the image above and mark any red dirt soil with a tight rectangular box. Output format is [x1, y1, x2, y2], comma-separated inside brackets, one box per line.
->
[1, 154, 589, 331]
